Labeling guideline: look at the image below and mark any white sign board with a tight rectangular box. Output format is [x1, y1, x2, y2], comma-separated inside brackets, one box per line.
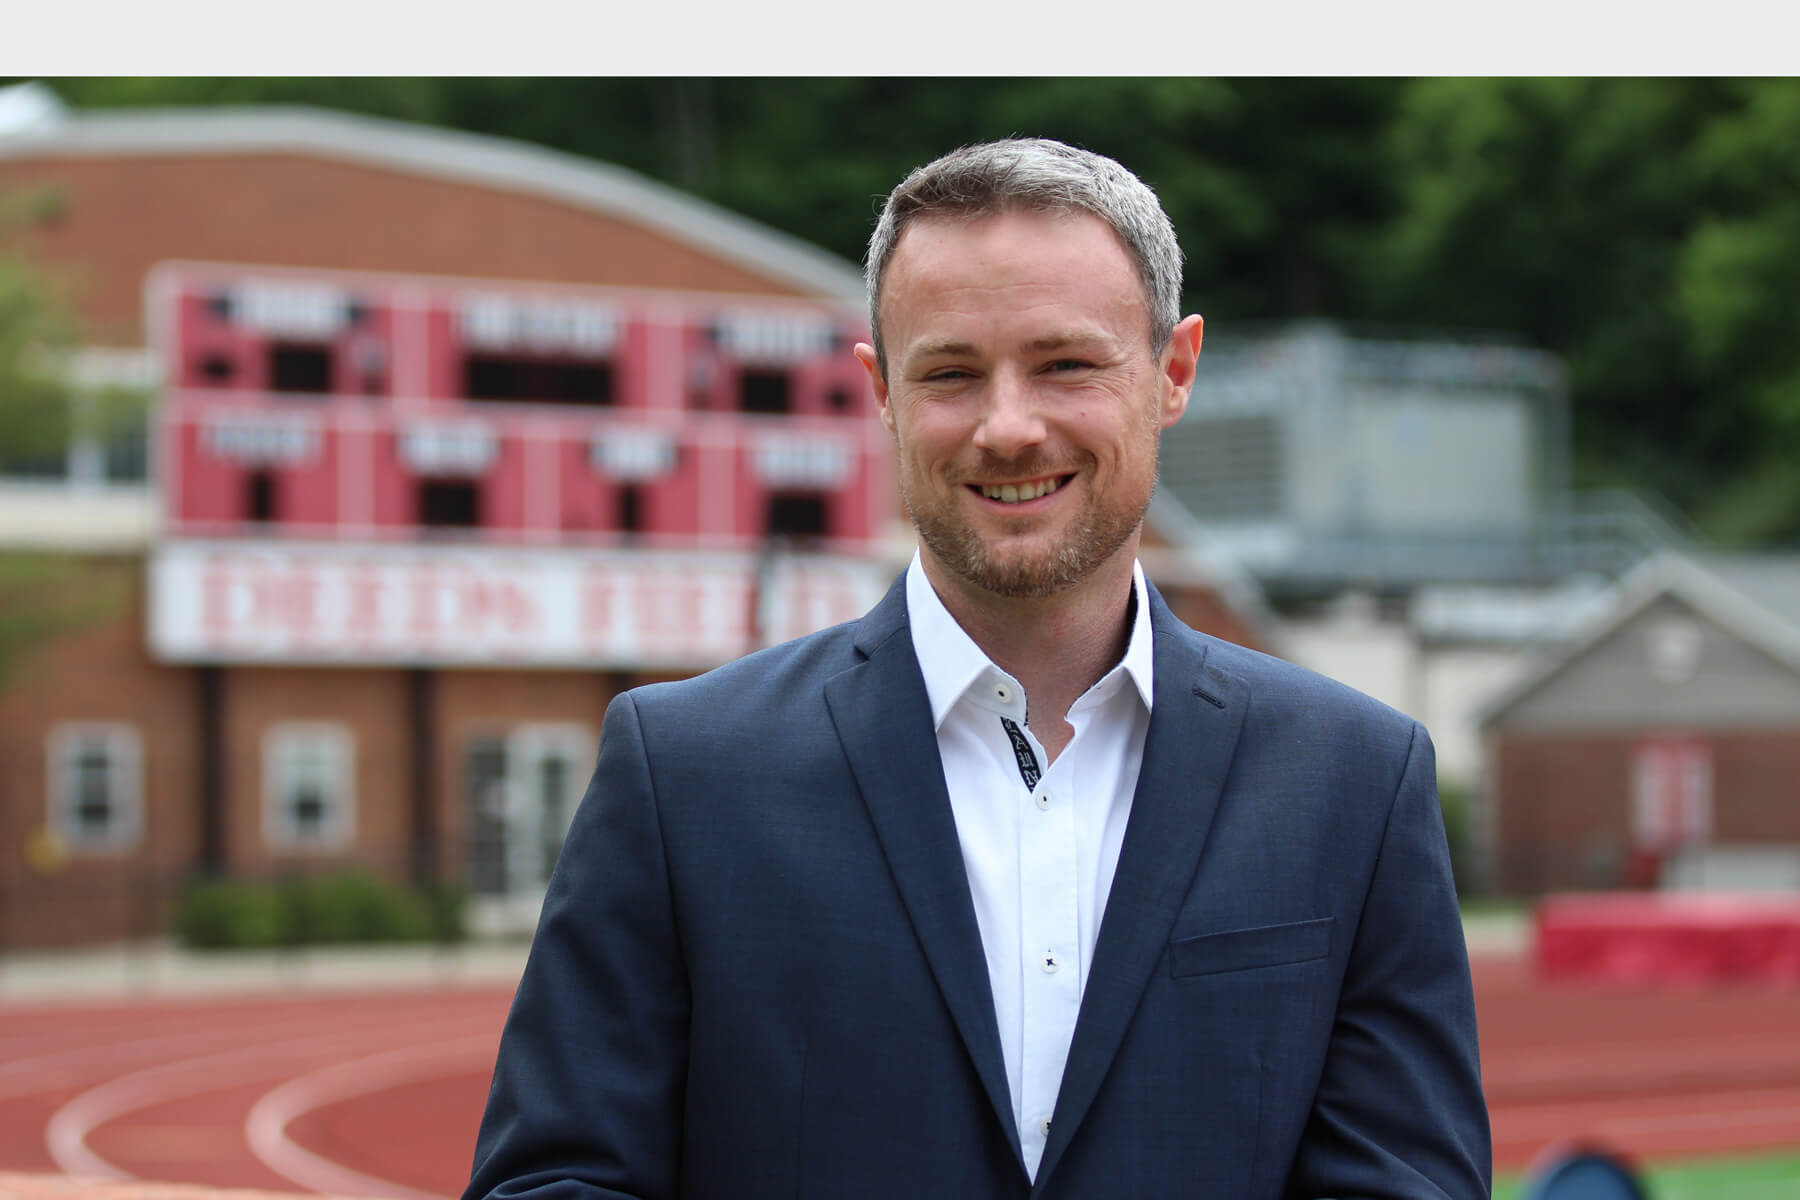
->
[149, 540, 895, 669]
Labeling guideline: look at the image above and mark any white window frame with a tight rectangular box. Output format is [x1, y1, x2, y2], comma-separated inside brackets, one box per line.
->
[46, 722, 144, 854]
[262, 722, 356, 851]
[505, 723, 595, 893]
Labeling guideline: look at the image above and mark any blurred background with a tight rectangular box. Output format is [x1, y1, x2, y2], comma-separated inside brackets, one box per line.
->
[1, 77, 1798, 1198]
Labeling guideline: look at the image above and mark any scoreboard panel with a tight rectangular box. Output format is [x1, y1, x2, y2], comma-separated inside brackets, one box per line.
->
[150, 263, 893, 551]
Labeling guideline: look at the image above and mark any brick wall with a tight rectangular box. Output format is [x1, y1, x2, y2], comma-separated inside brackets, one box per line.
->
[0, 558, 198, 949]
[1492, 730, 1800, 894]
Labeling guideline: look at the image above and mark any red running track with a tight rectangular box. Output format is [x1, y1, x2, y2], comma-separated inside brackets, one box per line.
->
[3, 953, 1800, 1196]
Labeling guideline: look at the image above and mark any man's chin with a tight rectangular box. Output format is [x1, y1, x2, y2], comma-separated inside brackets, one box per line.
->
[949, 548, 1087, 601]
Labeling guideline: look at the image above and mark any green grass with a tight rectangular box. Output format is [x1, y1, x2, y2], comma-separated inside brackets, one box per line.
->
[1493, 1149, 1800, 1198]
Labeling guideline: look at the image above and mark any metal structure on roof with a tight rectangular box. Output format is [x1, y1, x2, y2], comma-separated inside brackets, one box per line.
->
[1159, 322, 1685, 593]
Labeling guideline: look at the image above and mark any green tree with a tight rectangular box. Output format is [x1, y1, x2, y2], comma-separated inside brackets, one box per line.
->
[0, 191, 82, 469]
[31, 77, 1404, 325]
[0, 194, 139, 679]
[1674, 80, 1800, 542]
[1369, 78, 1800, 544]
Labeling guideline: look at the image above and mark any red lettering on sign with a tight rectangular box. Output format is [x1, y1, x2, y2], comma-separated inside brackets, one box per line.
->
[409, 568, 442, 642]
[344, 564, 384, 641]
[200, 555, 239, 643]
[580, 569, 618, 652]
[286, 562, 322, 641]
[494, 579, 538, 634]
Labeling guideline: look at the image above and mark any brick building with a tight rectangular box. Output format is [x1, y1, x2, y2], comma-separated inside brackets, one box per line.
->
[1479, 552, 1800, 894]
[0, 94, 1268, 948]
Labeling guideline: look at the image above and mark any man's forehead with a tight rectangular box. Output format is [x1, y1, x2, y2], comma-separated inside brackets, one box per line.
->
[883, 208, 1148, 316]
[884, 223, 1149, 355]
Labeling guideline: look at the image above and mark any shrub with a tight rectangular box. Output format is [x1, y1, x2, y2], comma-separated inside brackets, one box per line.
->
[173, 871, 466, 949]
[173, 877, 282, 949]
[1438, 782, 1477, 897]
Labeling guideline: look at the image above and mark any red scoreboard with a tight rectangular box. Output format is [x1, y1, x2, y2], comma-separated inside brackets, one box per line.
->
[149, 263, 894, 551]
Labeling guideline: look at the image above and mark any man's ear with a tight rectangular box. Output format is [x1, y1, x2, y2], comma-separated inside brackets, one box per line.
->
[1159, 314, 1204, 429]
[853, 342, 896, 433]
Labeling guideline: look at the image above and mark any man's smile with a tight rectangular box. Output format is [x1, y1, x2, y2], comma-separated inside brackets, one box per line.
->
[970, 474, 1072, 505]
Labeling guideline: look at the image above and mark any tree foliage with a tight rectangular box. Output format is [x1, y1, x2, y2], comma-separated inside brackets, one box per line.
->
[0, 190, 82, 466]
[18, 77, 1800, 544]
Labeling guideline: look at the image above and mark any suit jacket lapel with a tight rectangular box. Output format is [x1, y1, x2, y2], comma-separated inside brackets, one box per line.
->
[1035, 585, 1250, 1187]
[822, 578, 1025, 1170]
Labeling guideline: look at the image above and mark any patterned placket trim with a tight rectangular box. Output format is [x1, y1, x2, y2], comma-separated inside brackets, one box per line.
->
[998, 716, 1042, 791]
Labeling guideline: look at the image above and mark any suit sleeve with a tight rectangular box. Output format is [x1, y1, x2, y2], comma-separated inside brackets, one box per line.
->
[464, 691, 690, 1200]
[1287, 722, 1493, 1200]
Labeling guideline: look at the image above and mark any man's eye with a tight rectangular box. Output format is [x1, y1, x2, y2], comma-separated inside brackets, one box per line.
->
[1047, 359, 1093, 372]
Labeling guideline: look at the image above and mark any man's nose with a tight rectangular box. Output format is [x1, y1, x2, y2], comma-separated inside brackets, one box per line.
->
[972, 373, 1046, 456]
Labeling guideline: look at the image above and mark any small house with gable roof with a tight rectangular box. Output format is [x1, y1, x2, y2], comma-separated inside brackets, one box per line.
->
[1478, 552, 1800, 894]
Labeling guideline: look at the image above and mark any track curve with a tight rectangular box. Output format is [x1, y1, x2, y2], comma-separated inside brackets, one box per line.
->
[1, 954, 1798, 1192]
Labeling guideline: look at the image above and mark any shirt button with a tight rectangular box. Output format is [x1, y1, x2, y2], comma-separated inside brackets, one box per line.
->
[1035, 791, 1050, 811]
[1041, 950, 1060, 973]
[1039, 1116, 1053, 1136]
[994, 683, 1012, 704]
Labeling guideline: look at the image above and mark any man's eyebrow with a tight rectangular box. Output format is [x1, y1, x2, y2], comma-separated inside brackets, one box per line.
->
[907, 337, 979, 360]
[1022, 331, 1112, 353]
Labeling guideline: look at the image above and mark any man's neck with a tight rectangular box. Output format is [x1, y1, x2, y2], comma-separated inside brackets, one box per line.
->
[921, 548, 1139, 762]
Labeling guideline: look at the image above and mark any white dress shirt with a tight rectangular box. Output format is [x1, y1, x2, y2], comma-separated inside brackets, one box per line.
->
[905, 552, 1154, 1181]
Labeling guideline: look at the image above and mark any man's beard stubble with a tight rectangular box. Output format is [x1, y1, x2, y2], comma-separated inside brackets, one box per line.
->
[902, 450, 1157, 601]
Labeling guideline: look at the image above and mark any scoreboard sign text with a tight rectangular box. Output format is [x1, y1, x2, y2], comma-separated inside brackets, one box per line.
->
[150, 540, 892, 669]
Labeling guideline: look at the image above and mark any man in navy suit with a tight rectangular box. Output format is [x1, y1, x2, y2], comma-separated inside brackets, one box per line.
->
[465, 138, 1490, 1199]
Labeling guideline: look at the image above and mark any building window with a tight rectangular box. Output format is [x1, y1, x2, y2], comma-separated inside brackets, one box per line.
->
[1630, 737, 1712, 852]
[0, 442, 70, 480]
[47, 723, 143, 854]
[103, 421, 149, 482]
[462, 724, 593, 898]
[263, 723, 355, 851]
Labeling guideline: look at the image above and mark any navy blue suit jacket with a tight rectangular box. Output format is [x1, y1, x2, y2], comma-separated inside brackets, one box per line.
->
[465, 578, 1491, 1199]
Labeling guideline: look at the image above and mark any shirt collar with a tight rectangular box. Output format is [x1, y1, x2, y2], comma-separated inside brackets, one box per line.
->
[905, 550, 1155, 730]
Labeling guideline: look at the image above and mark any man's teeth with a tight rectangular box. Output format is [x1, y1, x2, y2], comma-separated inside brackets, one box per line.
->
[980, 478, 1062, 503]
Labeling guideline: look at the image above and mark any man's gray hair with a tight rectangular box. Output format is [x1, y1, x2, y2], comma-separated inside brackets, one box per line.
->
[864, 137, 1184, 375]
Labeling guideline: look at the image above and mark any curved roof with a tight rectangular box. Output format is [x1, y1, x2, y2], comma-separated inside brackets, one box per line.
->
[0, 90, 868, 303]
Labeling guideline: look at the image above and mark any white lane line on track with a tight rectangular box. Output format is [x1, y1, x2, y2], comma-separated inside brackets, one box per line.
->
[246, 1033, 499, 1200]
[0, 1007, 461, 1101]
[44, 1014, 493, 1181]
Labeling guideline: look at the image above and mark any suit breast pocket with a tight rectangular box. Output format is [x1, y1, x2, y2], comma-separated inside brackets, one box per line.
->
[1168, 916, 1333, 978]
